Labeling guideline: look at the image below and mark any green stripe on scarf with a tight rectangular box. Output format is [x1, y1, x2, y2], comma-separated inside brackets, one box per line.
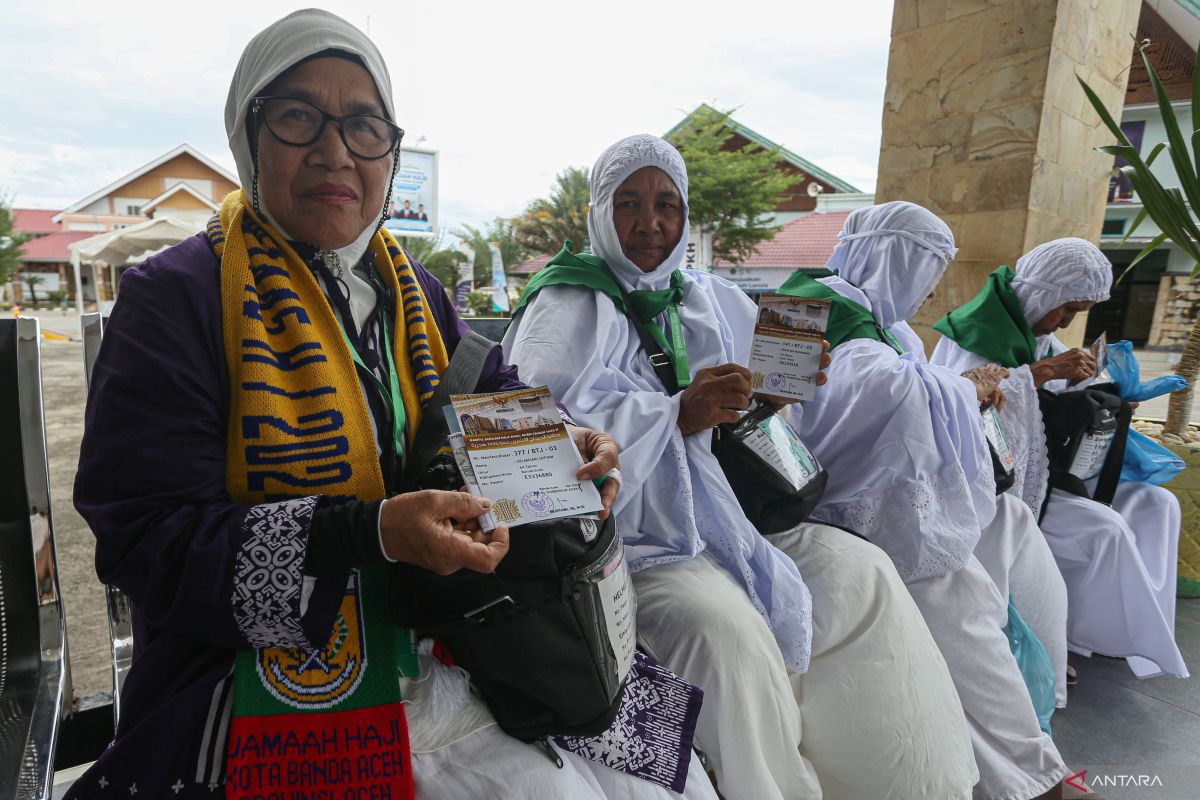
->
[777, 271, 904, 354]
[933, 265, 1038, 368]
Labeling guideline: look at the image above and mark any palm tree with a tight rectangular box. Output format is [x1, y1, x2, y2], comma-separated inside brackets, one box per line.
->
[453, 219, 531, 287]
[395, 231, 466, 289]
[1080, 41, 1200, 436]
[22, 273, 43, 306]
[511, 167, 590, 256]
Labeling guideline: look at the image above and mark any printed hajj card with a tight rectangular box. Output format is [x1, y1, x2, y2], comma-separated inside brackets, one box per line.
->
[447, 386, 602, 529]
[748, 293, 831, 402]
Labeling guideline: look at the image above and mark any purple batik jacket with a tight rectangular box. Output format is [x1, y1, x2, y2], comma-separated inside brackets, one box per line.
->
[68, 233, 528, 797]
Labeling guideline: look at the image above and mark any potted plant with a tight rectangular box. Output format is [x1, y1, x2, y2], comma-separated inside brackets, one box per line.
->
[1080, 44, 1200, 595]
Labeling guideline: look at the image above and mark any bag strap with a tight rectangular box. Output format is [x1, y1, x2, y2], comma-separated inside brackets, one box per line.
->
[1092, 398, 1133, 505]
[402, 329, 496, 489]
[612, 280, 681, 396]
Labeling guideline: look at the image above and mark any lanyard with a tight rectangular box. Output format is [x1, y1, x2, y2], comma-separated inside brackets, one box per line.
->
[336, 298, 407, 461]
[645, 304, 692, 391]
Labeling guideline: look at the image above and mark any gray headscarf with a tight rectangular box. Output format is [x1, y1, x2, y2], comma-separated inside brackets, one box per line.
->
[1012, 238, 1112, 328]
[225, 8, 397, 256]
[587, 134, 691, 292]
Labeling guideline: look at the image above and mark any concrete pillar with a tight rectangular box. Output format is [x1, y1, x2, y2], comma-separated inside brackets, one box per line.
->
[877, 0, 1142, 351]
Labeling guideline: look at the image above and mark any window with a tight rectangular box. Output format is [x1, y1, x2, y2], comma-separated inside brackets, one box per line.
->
[125, 205, 141, 215]
[1101, 219, 1126, 236]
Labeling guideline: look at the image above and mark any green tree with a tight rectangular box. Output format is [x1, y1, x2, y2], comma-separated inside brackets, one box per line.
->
[466, 290, 493, 316]
[670, 106, 805, 265]
[0, 196, 28, 295]
[511, 167, 590, 255]
[395, 232, 466, 289]
[22, 273, 43, 306]
[453, 218, 532, 287]
[1081, 42, 1200, 436]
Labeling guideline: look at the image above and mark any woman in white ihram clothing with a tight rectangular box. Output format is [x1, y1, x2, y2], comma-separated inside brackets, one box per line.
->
[503, 134, 979, 800]
[931, 237, 1187, 681]
[779, 202, 1083, 800]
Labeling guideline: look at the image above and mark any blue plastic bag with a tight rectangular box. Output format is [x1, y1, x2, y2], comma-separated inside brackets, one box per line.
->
[1121, 428, 1186, 484]
[1106, 340, 1188, 401]
[1004, 599, 1056, 735]
[1102, 340, 1188, 484]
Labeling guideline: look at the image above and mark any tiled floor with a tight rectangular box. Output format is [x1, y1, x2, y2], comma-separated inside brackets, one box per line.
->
[1054, 600, 1200, 783]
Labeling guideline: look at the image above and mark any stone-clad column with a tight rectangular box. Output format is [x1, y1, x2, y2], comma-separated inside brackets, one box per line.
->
[877, 0, 1141, 350]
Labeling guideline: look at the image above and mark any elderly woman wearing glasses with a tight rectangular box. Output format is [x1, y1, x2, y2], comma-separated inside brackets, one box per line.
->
[68, 11, 717, 800]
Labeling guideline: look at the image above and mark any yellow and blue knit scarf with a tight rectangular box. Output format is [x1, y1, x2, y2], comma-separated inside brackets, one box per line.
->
[211, 190, 447, 799]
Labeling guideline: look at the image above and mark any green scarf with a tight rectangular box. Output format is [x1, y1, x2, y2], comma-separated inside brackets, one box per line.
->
[776, 271, 904, 354]
[932, 266, 1038, 368]
[512, 241, 692, 389]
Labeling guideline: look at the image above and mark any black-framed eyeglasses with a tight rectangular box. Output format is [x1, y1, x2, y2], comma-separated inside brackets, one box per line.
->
[252, 96, 404, 160]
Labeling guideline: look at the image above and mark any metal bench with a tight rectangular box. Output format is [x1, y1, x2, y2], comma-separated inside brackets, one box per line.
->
[462, 317, 508, 342]
[0, 318, 71, 800]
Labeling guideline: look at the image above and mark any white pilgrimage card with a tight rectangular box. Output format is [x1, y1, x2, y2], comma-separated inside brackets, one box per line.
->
[748, 293, 831, 402]
[450, 386, 603, 527]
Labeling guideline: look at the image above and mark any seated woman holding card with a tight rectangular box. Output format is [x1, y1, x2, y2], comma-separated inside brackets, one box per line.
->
[67, 12, 720, 800]
[504, 134, 980, 800]
[931, 237, 1187, 681]
[778, 202, 1081, 800]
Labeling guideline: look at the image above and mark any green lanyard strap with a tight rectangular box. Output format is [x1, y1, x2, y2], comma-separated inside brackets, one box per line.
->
[336, 294, 408, 463]
[622, 270, 692, 391]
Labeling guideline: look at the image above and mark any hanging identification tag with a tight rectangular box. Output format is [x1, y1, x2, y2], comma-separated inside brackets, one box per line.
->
[733, 410, 822, 491]
[982, 405, 1016, 473]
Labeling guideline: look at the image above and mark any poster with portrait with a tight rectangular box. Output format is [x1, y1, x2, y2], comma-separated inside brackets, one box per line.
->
[385, 148, 438, 236]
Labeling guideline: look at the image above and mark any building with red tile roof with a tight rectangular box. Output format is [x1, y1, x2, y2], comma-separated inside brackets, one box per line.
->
[7, 143, 234, 307]
[711, 210, 852, 293]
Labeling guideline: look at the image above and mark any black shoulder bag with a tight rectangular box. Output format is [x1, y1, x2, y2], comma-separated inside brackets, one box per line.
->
[388, 330, 632, 742]
[1037, 381, 1132, 518]
[617, 286, 828, 534]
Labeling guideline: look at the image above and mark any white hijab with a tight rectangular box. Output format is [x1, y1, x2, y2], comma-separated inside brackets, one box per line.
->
[828, 201, 958, 330]
[788, 202, 995, 581]
[505, 135, 814, 672]
[225, 8, 397, 269]
[1012, 237, 1113, 329]
[586, 134, 691, 291]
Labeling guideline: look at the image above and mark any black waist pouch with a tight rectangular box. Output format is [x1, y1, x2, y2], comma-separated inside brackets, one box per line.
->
[712, 402, 828, 534]
[387, 514, 634, 742]
[1038, 381, 1131, 511]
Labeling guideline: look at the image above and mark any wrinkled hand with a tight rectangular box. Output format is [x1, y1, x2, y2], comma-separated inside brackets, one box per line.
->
[678, 363, 752, 436]
[963, 363, 1009, 410]
[758, 340, 833, 409]
[1031, 348, 1095, 388]
[567, 425, 621, 519]
[380, 490, 509, 575]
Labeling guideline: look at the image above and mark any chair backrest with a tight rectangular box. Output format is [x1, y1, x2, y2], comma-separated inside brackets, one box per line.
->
[79, 313, 133, 730]
[462, 317, 508, 342]
[0, 318, 70, 800]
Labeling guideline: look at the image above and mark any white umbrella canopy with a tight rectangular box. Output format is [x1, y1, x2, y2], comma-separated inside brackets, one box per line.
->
[69, 216, 199, 263]
[69, 216, 201, 315]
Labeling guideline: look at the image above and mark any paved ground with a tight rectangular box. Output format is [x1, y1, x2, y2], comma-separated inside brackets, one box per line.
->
[1056, 600, 1200, 798]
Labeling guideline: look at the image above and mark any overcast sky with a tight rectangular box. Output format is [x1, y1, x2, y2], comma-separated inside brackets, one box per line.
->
[0, 0, 893, 234]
